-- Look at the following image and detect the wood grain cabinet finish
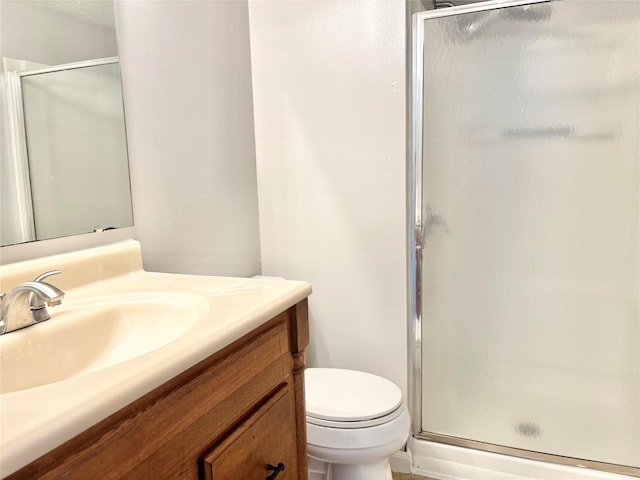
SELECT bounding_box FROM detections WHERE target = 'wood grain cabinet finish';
[7,299,309,480]
[200,385,298,480]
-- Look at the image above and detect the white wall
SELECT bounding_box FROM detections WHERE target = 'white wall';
[248,1,408,394]
[2,1,408,399]
[0,0,117,65]
[116,0,262,277]
[2,0,262,278]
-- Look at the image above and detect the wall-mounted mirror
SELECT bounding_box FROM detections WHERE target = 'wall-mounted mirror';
[0,0,133,247]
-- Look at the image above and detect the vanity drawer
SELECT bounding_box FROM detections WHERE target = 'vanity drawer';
[200,384,298,480]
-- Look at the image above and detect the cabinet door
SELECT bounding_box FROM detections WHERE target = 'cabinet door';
[200,385,298,480]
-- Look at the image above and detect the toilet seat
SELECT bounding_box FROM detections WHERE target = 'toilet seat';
[304,367,411,478]
[305,368,403,429]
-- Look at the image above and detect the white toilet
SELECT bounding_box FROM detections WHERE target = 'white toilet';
[305,368,410,480]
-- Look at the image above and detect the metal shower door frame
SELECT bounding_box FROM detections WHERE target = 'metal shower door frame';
[408,0,640,477]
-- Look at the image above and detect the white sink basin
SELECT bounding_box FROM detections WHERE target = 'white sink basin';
[0,241,312,477]
[0,293,208,394]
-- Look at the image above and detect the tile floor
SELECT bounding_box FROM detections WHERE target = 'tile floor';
[392,473,436,480]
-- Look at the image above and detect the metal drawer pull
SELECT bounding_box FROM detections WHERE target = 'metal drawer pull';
[265,462,285,479]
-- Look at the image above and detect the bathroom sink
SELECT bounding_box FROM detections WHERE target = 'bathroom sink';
[0,294,208,394]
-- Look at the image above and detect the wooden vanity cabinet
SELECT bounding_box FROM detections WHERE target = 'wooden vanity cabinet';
[200,385,298,480]
[7,300,309,480]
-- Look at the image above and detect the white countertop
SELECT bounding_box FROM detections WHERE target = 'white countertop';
[0,241,311,477]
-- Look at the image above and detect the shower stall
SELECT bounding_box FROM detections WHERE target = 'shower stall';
[409,0,639,477]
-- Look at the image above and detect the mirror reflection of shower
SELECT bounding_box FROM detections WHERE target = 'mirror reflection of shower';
[3,58,133,245]
[0,0,132,247]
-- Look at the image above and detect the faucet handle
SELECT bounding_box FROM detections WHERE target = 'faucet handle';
[30,271,64,322]
[34,270,62,282]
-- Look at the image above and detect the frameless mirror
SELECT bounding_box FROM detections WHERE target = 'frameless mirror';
[1,0,133,246]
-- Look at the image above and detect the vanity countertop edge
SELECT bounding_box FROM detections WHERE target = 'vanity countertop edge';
[0,240,312,477]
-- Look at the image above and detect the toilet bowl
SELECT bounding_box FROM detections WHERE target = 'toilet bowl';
[305,368,411,480]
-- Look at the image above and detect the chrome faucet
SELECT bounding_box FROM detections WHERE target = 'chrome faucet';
[0,270,65,334]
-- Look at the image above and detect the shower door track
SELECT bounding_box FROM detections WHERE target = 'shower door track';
[408,1,640,477]
[413,432,640,478]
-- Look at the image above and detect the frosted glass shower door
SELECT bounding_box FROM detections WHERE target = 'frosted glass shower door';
[417,0,640,470]
[21,62,132,241]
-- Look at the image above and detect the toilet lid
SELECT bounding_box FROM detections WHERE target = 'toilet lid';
[305,368,403,424]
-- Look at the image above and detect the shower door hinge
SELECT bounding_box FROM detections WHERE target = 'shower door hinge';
[415,223,424,251]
